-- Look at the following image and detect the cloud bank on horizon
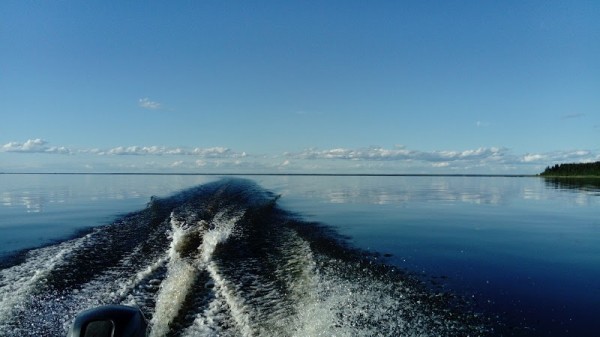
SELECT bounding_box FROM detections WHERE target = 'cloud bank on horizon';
[2,139,598,174]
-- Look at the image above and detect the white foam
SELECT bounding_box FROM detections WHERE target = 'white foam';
[182,227,322,337]
[0,223,176,335]
[149,214,198,337]
[149,209,245,337]
[200,211,237,264]
[0,234,89,334]
[149,257,197,337]
[63,245,170,315]
[116,249,169,302]
[207,261,253,337]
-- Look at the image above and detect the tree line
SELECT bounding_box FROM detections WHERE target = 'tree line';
[540,161,600,176]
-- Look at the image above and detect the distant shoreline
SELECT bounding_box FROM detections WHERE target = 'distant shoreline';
[539,161,600,177]
[539,175,600,179]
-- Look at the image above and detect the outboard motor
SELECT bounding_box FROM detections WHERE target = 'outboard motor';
[68,305,148,337]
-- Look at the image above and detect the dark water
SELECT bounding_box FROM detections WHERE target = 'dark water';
[273,175,600,337]
[0,175,598,336]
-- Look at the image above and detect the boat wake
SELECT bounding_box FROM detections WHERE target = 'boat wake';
[0,178,489,336]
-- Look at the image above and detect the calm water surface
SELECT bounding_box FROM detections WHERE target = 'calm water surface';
[1,174,598,336]
[271,176,600,336]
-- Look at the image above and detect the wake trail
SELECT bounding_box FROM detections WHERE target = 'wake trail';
[0,178,491,337]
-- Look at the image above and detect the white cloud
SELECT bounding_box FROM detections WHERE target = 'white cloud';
[2,139,599,174]
[520,150,599,164]
[521,154,547,163]
[293,147,415,161]
[1,140,244,159]
[138,97,161,110]
[1,139,71,154]
[432,162,450,167]
[100,145,245,158]
[107,146,176,156]
[191,147,233,157]
[556,150,597,162]
[289,146,506,163]
[2,139,46,152]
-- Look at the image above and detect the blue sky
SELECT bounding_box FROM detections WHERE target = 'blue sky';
[1,1,599,173]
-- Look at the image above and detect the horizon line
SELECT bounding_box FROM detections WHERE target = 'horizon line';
[0,172,538,177]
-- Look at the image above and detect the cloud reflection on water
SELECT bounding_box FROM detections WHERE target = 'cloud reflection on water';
[272,176,600,208]
[0,175,215,215]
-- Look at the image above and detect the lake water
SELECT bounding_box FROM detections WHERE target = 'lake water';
[0,174,598,336]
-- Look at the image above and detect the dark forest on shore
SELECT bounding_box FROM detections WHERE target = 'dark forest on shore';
[540,161,600,177]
